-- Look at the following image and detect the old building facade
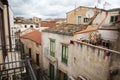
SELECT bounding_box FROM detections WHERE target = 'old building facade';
[41,6,120,80]
[42,23,120,80]
[20,30,43,68]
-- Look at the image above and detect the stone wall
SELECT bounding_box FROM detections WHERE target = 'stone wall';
[21,39,43,68]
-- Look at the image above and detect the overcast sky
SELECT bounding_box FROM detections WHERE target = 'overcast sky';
[8,0,120,19]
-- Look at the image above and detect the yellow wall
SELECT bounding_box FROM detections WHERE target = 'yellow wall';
[66,7,99,24]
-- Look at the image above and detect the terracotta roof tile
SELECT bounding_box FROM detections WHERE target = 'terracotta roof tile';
[41,21,56,27]
[42,23,82,36]
[20,30,41,45]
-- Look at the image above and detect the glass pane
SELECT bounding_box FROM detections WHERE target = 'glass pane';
[115,16,118,21]
[110,16,114,22]
[78,16,81,24]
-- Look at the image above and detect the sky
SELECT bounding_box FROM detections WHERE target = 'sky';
[8,0,120,19]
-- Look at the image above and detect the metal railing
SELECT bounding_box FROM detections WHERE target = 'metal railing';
[0,42,37,80]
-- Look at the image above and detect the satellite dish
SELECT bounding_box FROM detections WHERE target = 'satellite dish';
[86,10,94,18]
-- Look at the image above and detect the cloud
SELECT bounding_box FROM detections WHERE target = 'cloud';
[8,0,120,19]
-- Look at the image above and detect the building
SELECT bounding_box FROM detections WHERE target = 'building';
[0,1,38,80]
[66,6,120,51]
[20,30,42,68]
[54,18,66,25]
[14,18,39,33]
[41,6,120,80]
[42,23,82,80]
[42,22,120,80]
[66,6,120,26]
[66,6,101,24]
[0,0,12,64]
[32,16,41,23]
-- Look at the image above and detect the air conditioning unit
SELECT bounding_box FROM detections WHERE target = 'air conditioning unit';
[68,76,75,80]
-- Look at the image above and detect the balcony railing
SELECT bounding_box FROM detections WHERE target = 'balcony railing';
[0,42,37,80]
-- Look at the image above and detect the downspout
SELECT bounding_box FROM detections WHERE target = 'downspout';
[7,5,12,52]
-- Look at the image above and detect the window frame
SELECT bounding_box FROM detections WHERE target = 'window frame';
[110,15,118,22]
[50,39,55,57]
[24,25,27,28]
[77,16,81,24]
[84,18,89,23]
[61,44,68,64]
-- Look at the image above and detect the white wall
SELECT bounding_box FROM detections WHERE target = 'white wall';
[42,32,73,75]
[93,11,119,26]
[69,41,110,80]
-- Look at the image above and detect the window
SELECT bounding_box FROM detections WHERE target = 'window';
[29,48,31,58]
[30,25,33,28]
[50,40,55,57]
[36,53,39,66]
[84,18,89,23]
[24,25,27,28]
[78,16,81,24]
[49,63,55,80]
[110,15,118,22]
[36,26,39,28]
[61,44,68,64]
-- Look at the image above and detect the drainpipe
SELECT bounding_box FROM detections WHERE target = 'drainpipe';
[7,4,12,52]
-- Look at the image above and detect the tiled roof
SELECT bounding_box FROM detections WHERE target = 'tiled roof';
[40,21,56,27]
[20,30,41,45]
[42,23,82,36]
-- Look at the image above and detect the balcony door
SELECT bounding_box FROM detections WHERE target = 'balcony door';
[49,63,54,80]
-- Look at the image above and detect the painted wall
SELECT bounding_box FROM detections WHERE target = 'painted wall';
[42,31,120,80]
[42,32,73,77]
[98,30,119,51]
[93,11,119,26]
[67,7,119,26]
[69,41,110,80]
[66,7,101,24]
[14,23,39,32]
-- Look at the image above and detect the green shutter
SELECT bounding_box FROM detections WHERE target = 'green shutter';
[110,16,114,22]
[49,64,54,80]
[50,40,55,57]
[62,45,68,64]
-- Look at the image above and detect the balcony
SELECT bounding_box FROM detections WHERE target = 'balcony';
[44,48,57,63]
[0,43,37,80]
